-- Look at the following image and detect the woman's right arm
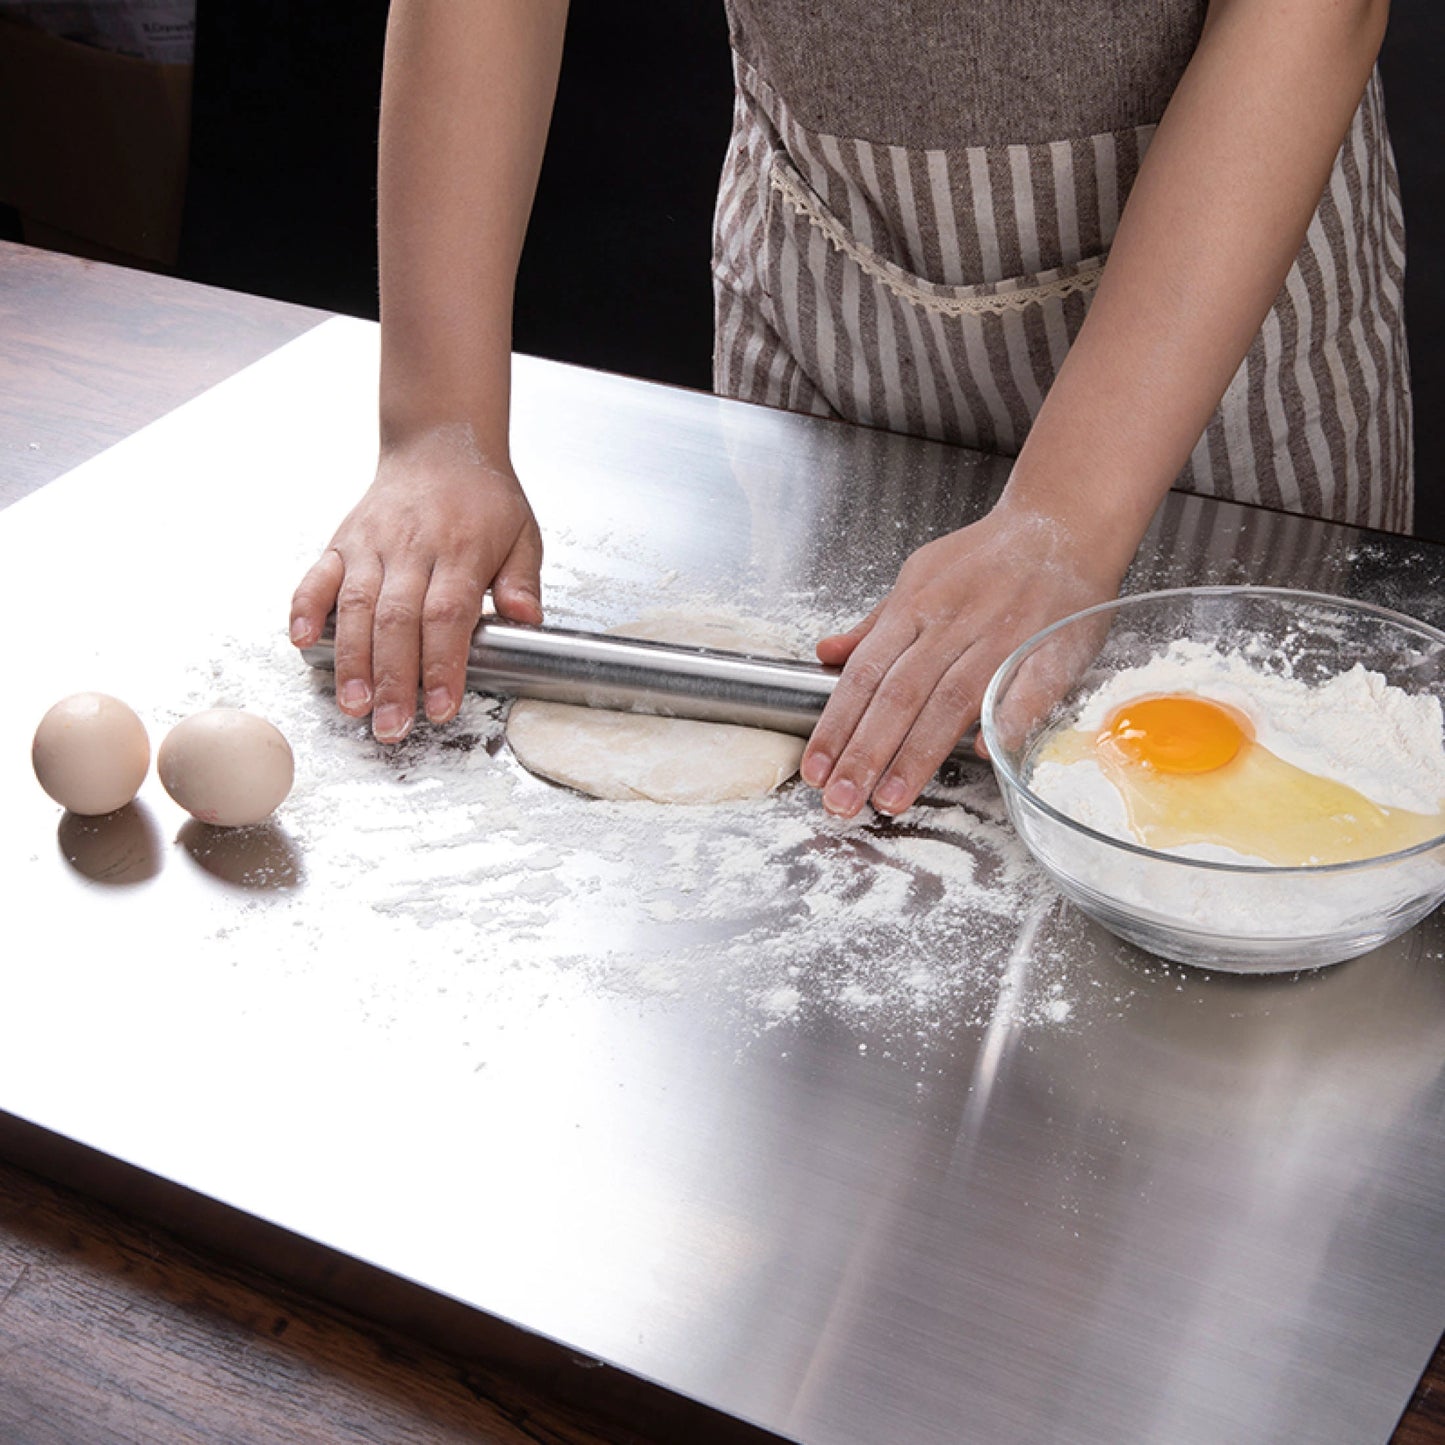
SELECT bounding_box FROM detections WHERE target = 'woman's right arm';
[289,0,570,743]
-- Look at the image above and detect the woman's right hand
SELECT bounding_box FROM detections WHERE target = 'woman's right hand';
[289,424,543,744]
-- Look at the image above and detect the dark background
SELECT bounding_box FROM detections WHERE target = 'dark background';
[177,2,733,390]
[175,1,1441,537]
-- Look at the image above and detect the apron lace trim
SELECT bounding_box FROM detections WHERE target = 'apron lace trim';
[768,160,1105,318]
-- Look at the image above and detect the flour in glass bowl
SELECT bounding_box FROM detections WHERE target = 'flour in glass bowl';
[1024,639,1445,937]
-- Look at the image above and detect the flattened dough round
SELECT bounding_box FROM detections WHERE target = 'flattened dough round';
[505,613,807,804]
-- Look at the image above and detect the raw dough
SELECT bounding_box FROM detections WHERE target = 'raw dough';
[505,614,807,803]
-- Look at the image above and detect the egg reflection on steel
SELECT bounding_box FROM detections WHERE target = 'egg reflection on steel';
[1040,691,1445,866]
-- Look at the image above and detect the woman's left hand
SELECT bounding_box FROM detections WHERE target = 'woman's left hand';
[798,0,1392,824]
[801,501,1124,818]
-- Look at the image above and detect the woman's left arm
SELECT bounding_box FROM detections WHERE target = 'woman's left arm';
[804,0,1392,818]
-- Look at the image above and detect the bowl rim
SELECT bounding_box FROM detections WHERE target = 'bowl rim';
[979,584,1445,877]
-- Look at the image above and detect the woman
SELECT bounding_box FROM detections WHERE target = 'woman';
[289,0,1407,819]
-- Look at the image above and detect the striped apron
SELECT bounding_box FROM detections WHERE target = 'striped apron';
[712,4,1413,532]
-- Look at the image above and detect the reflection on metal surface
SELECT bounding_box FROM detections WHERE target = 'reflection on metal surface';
[176,819,304,891]
[309,615,843,740]
[57,801,164,885]
[1,322,1442,1445]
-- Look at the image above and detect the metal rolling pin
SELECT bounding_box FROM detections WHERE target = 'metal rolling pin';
[302,617,980,759]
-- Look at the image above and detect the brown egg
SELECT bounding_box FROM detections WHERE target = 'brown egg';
[158,709,294,828]
[32,692,151,816]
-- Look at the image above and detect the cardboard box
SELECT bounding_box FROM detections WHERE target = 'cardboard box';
[0,16,191,266]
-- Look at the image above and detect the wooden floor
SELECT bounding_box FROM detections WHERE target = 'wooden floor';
[1403,1360,1445,1445]
[0,1158,639,1445]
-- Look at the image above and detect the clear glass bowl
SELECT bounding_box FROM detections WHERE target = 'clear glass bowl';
[979,587,1445,973]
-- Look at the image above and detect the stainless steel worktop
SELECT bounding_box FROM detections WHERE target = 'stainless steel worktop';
[2,318,1441,1444]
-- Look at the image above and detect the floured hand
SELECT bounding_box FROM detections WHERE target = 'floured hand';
[801,501,1125,818]
[289,424,543,744]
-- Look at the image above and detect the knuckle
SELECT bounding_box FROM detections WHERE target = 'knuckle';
[421,661,457,692]
[369,667,415,701]
[336,579,377,612]
[875,671,931,717]
[837,656,892,700]
[373,597,422,632]
[811,701,862,754]
[890,734,947,781]
[330,634,368,671]
[931,673,981,723]
[837,737,894,784]
[422,591,478,630]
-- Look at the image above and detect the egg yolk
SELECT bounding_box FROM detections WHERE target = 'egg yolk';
[1097,694,1247,775]
[1029,689,1445,866]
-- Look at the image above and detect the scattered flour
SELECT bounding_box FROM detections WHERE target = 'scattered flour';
[163,613,1084,1052]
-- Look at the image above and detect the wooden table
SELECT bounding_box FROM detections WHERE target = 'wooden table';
[0,240,1440,1445]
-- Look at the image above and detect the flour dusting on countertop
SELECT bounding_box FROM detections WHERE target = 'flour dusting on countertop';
[165,619,1084,1049]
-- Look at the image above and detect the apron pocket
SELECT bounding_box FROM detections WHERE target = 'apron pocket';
[762,151,1106,454]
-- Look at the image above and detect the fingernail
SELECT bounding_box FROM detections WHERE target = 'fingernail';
[290,617,310,644]
[801,752,832,788]
[340,679,370,711]
[823,779,862,816]
[425,687,452,721]
[874,778,908,814]
[373,705,411,742]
